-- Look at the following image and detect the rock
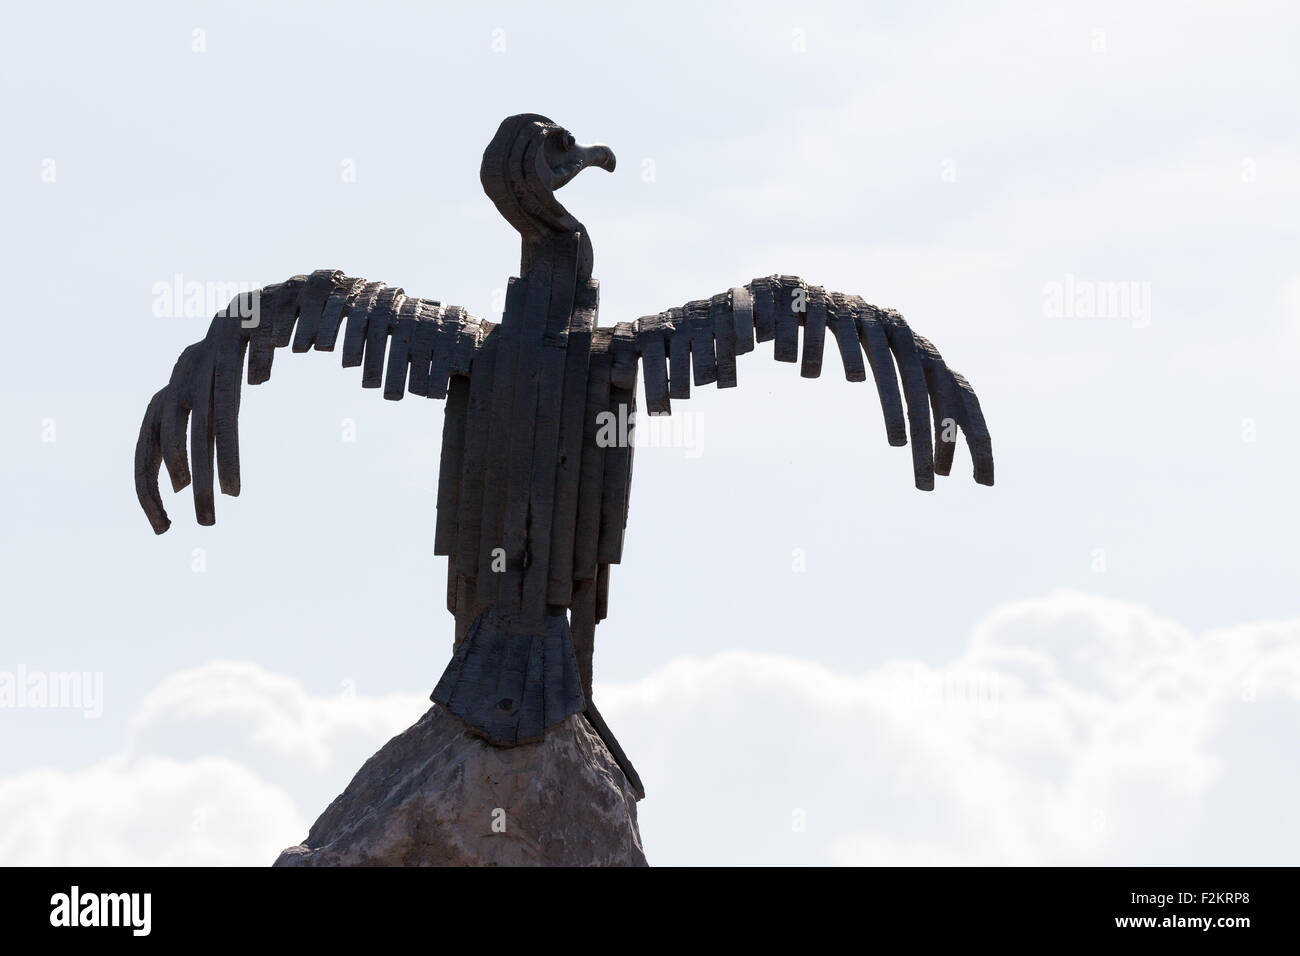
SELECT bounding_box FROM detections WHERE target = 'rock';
[273,703,647,867]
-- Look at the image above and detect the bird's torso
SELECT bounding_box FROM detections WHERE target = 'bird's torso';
[435,235,638,643]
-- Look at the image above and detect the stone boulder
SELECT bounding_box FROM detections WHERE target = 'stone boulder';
[274,703,646,866]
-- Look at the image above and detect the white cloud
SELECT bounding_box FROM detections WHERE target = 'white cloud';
[0,755,301,867]
[604,591,1300,865]
[127,659,428,772]
[0,592,1295,865]
[0,663,428,866]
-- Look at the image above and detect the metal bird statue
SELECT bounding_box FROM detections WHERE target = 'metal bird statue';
[135,113,995,799]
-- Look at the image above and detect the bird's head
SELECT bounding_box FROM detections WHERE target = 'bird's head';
[481,114,616,279]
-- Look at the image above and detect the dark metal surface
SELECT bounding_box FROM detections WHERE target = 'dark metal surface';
[134,114,996,801]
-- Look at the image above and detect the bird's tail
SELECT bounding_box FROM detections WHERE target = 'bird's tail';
[431,610,586,746]
[584,700,645,801]
[430,609,645,800]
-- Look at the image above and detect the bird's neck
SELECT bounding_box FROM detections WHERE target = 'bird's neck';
[499,229,598,340]
[520,226,594,289]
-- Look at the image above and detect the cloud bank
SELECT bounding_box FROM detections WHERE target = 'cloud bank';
[1,591,1295,866]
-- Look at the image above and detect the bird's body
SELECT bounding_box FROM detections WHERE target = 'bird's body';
[429,231,640,770]
[135,114,994,801]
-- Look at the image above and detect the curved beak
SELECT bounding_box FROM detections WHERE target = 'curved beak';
[582,143,617,174]
[550,142,617,191]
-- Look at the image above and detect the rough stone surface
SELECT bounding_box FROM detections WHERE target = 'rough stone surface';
[273,704,647,867]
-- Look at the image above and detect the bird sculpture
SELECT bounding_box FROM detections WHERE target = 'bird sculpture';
[135,113,995,799]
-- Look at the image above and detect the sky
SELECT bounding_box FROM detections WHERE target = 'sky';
[1,0,1297,865]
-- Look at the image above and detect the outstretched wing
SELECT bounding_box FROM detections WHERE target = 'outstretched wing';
[135,268,492,533]
[631,275,994,490]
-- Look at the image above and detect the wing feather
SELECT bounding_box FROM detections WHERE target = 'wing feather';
[629,275,994,489]
[135,270,489,531]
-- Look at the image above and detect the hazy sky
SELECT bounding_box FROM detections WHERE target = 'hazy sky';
[2,0,1298,865]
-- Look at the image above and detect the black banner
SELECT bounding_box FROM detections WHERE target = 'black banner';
[0,866,1288,943]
